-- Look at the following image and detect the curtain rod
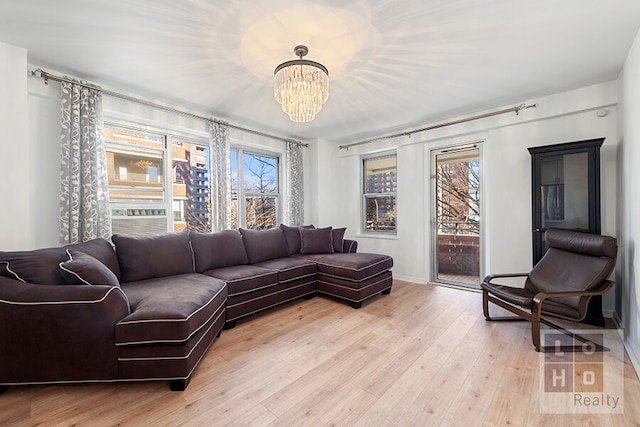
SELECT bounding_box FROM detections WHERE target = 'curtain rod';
[339,103,537,150]
[29,68,308,147]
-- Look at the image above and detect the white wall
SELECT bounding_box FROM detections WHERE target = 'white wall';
[314,82,620,312]
[0,42,30,249]
[619,28,640,376]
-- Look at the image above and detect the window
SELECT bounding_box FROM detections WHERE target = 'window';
[171,139,212,232]
[105,124,211,234]
[363,153,397,232]
[104,127,166,203]
[231,148,280,229]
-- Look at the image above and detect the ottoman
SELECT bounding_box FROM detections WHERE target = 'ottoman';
[313,253,393,308]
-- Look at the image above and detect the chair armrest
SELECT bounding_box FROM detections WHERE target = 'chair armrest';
[0,276,130,383]
[533,280,615,305]
[483,273,530,283]
[343,239,358,253]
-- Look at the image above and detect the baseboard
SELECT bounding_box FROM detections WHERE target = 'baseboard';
[612,314,640,380]
[392,275,428,285]
[603,308,615,318]
[624,340,640,381]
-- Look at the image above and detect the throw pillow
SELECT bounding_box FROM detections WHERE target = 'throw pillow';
[65,238,121,281]
[59,249,120,286]
[300,227,334,255]
[332,227,346,253]
[280,224,315,255]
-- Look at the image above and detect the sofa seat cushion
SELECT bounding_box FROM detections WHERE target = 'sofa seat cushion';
[116,273,227,346]
[203,265,278,297]
[253,257,317,283]
[308,253,393,282]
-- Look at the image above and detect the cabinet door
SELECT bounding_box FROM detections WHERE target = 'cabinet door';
[529,139,603,264]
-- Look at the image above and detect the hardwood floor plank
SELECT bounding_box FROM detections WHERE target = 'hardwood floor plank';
[2,280,639,426]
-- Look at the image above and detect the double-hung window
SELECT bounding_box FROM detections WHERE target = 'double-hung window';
[104,124,211,235]
[230,148,280,229]
[363,153,397,233]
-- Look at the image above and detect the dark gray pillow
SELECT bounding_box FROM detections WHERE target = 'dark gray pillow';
[190,230,249,272]
[59,249,120,286]
[65,238,121,281]
[280,224,315,255]
[300,227,334,255]
[112,230,195,283]
[0,247,68,284]
[239,228,289,264]
[332,227,346,253]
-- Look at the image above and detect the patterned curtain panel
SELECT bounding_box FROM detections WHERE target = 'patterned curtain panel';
[285,141,304,226]
[210,120,231,231]
[59,80,111,244]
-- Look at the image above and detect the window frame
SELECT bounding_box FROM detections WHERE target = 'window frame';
[104,120,210,233]
[230,146,281,230]
[362,152,397,235]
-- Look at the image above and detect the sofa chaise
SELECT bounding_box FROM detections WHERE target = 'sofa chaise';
[0,225,393,391]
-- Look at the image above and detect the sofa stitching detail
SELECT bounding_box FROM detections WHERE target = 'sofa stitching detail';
[278,272,316,283]
[58,249,94,286]
[116,305,225,347]
[317,269,392,283]
[317,276,392,298]
[222,271,277,283]
[118,310,222,361]
[314,257,391,272]
[0,286,122,306]
[0,261,26,282]
[188,240,196,273]
[226,290,316,321]
[226,281,280,297]
[226,281,316,309]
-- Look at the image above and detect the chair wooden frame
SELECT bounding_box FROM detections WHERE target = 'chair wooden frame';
[482,273,614,351]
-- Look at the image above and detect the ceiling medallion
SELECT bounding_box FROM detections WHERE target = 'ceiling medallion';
[274,45,329,123]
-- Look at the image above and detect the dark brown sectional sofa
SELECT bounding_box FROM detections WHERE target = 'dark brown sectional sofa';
[0,225,393,391]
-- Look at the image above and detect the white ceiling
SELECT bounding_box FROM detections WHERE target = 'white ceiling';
[1,0,639,143]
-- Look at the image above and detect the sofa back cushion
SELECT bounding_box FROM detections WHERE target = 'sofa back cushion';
[300,227,334,255]
[59,249,120,286]
[0,238,120,285]
[112,230,195,283]
[0,247,68,284]
[190,230,249,272]
[280,224,315,255]
[239,228,289,264]
[332,227,346,253]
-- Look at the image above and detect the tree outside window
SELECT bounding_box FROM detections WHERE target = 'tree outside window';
[231,149,279,229]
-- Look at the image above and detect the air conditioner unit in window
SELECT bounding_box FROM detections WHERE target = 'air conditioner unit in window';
[111,208,169,236]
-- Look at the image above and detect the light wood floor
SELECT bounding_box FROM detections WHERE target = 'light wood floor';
[2,280,639,426]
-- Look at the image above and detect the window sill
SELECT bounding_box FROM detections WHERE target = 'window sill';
[356,232,399,240]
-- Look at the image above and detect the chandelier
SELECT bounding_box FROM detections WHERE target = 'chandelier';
[274,45,329,123]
